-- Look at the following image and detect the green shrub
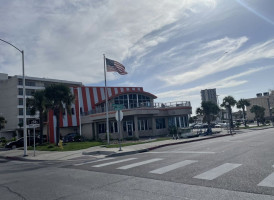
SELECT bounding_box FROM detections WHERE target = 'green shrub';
[0,137,7,145]
[48,144,54,149]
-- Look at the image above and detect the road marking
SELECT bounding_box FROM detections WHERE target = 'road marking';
[194,163,242,180]
[148,151,216,154]
[258,173,274,188]
[117,158,162,170]
[92,158,137,167]
[150,160,197,174]
[74,158,115,166]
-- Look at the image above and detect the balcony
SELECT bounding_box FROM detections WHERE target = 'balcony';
[82,101,191,116]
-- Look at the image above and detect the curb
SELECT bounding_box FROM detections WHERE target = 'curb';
[106,133,231,157]
[0,155,39,162]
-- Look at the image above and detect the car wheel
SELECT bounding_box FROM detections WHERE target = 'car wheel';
[12,145,17,149]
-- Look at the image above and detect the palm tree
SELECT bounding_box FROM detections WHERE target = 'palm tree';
[45,84,75,145]
[250,105,265,126]
[236,99,250,127]
[221,96,237,129]
[27,90,47,144]
[196,101,220,134]
[0,116,7,130]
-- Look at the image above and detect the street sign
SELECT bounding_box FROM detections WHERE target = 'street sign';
[115,110,123,121]
[27,119,40,127]
[112,104,124,110]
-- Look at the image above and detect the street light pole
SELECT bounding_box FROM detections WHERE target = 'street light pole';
[0,38,27,156]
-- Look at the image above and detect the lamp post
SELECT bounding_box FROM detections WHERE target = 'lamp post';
[0,38,27,156]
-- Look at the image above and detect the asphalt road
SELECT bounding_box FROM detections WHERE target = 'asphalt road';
[1,128,274,199]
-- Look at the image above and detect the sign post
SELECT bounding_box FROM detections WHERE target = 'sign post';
[113,104,124,151]
[29,119,39,157]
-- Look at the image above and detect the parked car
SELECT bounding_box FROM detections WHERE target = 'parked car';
[5,137,39,149]
[62,133,81,143]
[214,124,221,128]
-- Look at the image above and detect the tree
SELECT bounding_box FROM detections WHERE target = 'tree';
[0,116,7,130]
[250,105,265,126]
[27,90,47,144]
[188,117,194,124]
[196,101,220,134]
[45,84,75,145]
[221,96,237,129]
[236,99,250,127]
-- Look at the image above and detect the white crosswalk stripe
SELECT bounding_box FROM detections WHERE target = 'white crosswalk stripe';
[74,158,115,166]
[117,158,162,170]
[92,158,137,168]
[194,163,242,180]
[258,172,274,188]
[149,160,197,174]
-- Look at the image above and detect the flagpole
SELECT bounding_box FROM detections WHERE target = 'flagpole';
[103,54,110,145]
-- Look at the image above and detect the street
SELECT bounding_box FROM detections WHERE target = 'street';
[1,128,274,199]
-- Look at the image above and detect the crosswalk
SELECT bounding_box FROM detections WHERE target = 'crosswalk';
[73,157,274,188]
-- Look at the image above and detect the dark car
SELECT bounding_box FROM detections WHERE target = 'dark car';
[5,137,39,149]
[62,133,80,143]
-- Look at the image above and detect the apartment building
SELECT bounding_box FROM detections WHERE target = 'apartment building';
[246,91,274,121]
[201,88,218,105]
[0,73,82,138]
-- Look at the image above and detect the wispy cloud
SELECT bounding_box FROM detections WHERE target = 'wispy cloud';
[156,36,274,87]
[156,66,272,100]
[0,0,217,84]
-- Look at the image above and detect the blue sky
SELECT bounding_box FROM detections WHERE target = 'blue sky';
[0,0,274,113]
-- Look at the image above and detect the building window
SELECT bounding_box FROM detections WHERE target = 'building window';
[156,118,166,129]
[80,107,83,115]
[18,79,23,85]
[98,123,106,134]
[181,115,189,127]
[18,88,23,95]
[138,119,149,131]
[18,118,24,124]
[26,81,35,86]
[18,98,23,105]
[71,108,75,115]
[168,116,189,128]
[19,108,23,115]
[110,121,118,133]
[26,89,35,96]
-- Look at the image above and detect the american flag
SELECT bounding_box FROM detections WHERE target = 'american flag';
[106,58,128,75]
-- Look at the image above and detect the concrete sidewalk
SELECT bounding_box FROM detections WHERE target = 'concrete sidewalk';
[0,128,257,162]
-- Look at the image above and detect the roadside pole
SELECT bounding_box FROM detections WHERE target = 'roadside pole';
[118,110,122,151]
[114,104,124,151]
[33,126,36,157]
[29,119,39,157]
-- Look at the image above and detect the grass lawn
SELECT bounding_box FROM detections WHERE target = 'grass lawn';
[105,137,170,148]
[26,137,171,151]
[238,124,271,129]
[28,141,103,151]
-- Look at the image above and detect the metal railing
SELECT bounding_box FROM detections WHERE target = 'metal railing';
[82,101,191,116]
[154,101,191,108]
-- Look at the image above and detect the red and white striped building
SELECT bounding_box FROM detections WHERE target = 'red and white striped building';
[48,86,192,143]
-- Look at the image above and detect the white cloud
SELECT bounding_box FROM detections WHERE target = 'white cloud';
[158,37,274,87]
[156,66,271,100]
[0,0,217,84]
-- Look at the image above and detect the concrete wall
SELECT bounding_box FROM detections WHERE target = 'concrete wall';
[0,76,18,130]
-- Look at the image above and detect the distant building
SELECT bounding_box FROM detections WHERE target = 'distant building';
[201,88,217,105]
[246,91,274,121]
